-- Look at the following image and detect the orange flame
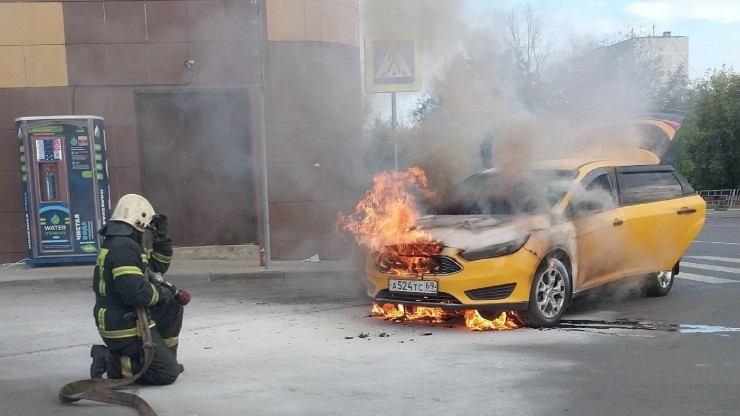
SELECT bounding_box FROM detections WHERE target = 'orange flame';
[463,310,519,331]
[342,168,519,331]
[337,167,441,275]
[372,303,518,331]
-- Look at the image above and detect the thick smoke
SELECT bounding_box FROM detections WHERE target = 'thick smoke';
[362,1,659,196]
[358,2,668,302]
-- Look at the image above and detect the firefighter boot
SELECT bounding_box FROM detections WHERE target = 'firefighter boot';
[90,344,108,378]
[171,344,184,373]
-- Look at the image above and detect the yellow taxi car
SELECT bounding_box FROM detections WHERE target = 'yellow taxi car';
[365,152,706,327]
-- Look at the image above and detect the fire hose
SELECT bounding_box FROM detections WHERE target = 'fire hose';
[58,305,158,415]
[58,269,186,416]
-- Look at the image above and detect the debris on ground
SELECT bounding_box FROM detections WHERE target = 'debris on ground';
[378,332,388,337]
[358,332,369,338]
[422,332,433,336]
[302,254,321,262]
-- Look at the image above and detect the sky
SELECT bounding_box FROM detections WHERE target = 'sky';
[362,0,740,124]
[468,0,740,78]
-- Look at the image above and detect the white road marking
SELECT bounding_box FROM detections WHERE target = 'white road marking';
[677,272,737,284]
[681,261,740,274]
[693,240,740,246]
[685,256,740,264]
[680,324,740,333]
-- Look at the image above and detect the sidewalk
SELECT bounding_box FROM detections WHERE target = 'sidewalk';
[0,258,358,288]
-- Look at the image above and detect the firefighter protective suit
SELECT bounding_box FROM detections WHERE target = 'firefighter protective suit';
[91,194,184,385]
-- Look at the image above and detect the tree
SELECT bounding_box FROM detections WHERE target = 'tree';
[653,64,694,111]
[410,91,441,124]
[361,115,396,177]
[502,2,556,110]
[673,68,740,189]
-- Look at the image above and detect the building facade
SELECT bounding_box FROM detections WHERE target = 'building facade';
[0,0,363,263]
[573,32,689,82]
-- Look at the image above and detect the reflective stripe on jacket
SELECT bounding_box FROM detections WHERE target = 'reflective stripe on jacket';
[92,228,172,344]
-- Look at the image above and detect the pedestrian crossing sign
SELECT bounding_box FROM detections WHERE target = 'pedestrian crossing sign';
[365,35,421,93]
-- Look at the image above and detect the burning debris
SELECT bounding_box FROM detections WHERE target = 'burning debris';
[336,167,443,276]
[371,303,448,323]
[371,303,518,331]
[463,310,518,331]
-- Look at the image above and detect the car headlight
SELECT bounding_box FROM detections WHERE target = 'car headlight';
[459,234,530,261]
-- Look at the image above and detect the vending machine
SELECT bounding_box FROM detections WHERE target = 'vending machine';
[16,116,111,265]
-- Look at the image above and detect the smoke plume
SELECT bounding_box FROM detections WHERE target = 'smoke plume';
[362,1,660,195]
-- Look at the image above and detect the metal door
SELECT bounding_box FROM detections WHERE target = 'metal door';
[136,90,257,246]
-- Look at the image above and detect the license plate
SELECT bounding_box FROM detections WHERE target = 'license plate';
[389,279,438,294]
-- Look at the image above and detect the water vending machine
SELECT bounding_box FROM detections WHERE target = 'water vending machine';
[16,116,111,265]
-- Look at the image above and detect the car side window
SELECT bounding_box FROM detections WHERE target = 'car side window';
[568,173,617,217]
[618,171,684,205]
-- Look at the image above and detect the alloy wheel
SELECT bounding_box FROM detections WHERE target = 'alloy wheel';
[535,267,566,319]
[656,270,673,289]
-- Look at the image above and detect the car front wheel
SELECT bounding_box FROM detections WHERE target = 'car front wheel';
[640,268,675,297]
[515,258,571,328]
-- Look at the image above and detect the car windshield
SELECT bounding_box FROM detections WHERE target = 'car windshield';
[430,169,578,215]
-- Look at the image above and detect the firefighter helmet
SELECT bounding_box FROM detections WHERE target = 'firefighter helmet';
[110,194,156,232]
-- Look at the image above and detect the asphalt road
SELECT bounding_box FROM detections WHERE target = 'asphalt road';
[1,211,739,415]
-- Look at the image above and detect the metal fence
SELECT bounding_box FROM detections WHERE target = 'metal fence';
[699,189,740,209]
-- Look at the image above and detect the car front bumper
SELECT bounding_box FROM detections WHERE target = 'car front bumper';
[365,247,540,311]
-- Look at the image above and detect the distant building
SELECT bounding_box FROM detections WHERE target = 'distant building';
[574,31,689,82]
[569,32,689,115]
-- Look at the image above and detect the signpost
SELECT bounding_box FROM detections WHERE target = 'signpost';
[365,35,421,171]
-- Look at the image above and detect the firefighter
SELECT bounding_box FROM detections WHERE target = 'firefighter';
[89,194,189,385]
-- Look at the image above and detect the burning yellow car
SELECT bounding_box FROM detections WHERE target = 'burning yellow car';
[363,157,706,328]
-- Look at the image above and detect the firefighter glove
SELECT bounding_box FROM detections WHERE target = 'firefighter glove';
[149,213,170,243]
[162,280,178,295]
[156,284,174,305]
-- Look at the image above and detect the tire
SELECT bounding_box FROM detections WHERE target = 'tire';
[640,269,674,297]
[514,258,571,328]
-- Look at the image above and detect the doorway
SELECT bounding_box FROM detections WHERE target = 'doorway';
[136,90,257,246]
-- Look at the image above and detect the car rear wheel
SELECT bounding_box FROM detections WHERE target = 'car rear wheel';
[515,258,571,328]
[640,268,674,297]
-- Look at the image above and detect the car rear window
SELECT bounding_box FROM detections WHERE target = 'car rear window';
[431,169,578,215]
[618,170,684,205]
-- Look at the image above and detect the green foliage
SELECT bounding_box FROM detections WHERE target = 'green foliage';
[653,65,694,111]
[411,92,441,124]
[674,68,740,189]
[362,115,396,176]
[662,113,698,183]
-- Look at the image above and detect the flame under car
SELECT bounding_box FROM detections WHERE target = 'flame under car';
[365,158,706,327]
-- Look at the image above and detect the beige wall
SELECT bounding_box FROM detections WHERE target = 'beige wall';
[266,0,358,46]
[0,0,363,262]
[0,3,68,88]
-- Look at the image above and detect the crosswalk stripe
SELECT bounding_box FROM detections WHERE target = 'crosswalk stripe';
[677,272,737,284]
[681,261,740,274]
[684,256,740,264]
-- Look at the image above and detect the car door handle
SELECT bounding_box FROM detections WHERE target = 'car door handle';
[677,208,697,215]
[612,218,624,226]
